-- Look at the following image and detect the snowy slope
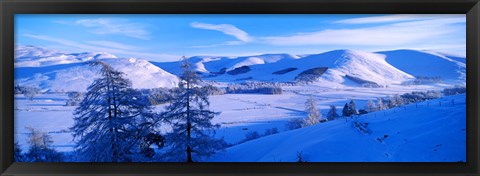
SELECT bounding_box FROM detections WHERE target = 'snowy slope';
[15,46,117,67]
[151,54,300,75]
[15,47,179,92]
[296,50,414,85]
[153,49,464,87]
[198,50,414,85]
[15,46,465,91]
[211,94,466,162]
[378,50,466,83]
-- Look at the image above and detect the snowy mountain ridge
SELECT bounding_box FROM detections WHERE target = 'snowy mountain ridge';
[15,46,466,92]
[15,45,118,67]
[15,46,179,92]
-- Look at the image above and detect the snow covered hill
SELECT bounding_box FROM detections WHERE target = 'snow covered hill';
[154,49,465,87]
[15,46,117,67]
[193,50,416,85]
[283,50,415,85]
[15,48,179,92]
[378,50,466,84]
[15,46,465,91]
[211,94,466,162]
[151,54,300,76]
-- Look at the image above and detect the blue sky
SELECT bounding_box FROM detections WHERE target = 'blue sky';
[15,14,466,62]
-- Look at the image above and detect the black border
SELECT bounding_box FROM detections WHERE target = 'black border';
[1,0,479,175]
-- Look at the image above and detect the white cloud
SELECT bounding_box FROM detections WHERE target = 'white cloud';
[61,18,151,40]
[191,22,253,42]
[23,34,180,61]
[191,41,245,48]
[260,17,465,47]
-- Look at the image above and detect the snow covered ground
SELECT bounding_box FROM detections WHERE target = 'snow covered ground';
[14,84,466,162]
[210,93,466,162]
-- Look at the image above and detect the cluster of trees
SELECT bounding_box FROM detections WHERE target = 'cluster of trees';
[342,100,360,117]
[139,88,175,106]
[344,75,383,88]
[14,85,40,101]
[239,128,279,144]
[402,76,443,85]
[443,86,466,96]
[70,59,226,162]
[201,84,226,95]
[400,91,442,104]
[294,67,328,83]
[139,84,225,107]
[65,91,84,106]
[15,127,64,162]
[338,90,445,118]
[226,81,282,95]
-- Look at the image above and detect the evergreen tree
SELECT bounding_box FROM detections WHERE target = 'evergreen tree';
[24,127,63,162]
[327,105,339,121]
[342,103,349,117]
[348,100,359,116]
[364,99,377,112]
[303,96,321,126]
[71,61,155,162]
[14,141,24,162]
[162,57,226,162]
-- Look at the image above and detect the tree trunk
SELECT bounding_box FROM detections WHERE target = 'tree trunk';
[186,81,193,162]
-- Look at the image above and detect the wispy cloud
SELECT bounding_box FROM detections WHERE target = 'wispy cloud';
[58,18,151,40]
[23,34,180,61]
[260,17,465,47]
[191,41,245,48]
[188,16,464,55]
[190,22,253,45]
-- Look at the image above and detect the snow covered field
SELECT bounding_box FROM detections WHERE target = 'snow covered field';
[14,84,466,162]
[211,93,466,162]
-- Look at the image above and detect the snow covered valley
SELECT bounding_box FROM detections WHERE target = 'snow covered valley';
[13,46,466,162]
[14,85,466,162]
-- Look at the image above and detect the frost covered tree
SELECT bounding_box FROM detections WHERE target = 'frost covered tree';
[303,96,321,126]
[71,61,156,162]
[23,86,39,101]
[342,103,349,117]
[348,100,359,116]
[65,91,84,106]
[24,127,63,162]
[327,105,339,121]
[389,94,405,108]
[162,58,226,162]
[364,100,377,112]
[377,98,386,111]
